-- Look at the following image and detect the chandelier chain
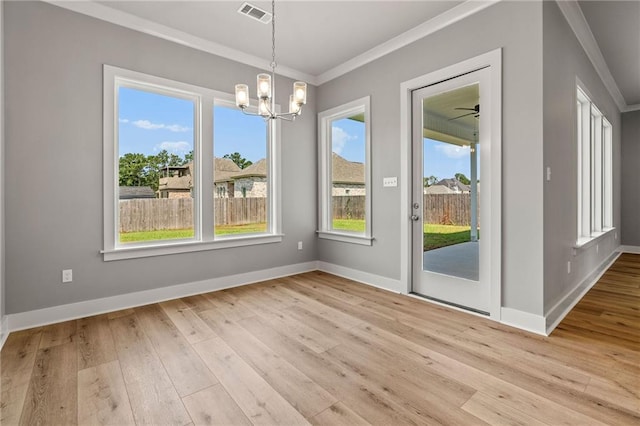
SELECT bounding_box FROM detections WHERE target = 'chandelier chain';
[271,0,276,71]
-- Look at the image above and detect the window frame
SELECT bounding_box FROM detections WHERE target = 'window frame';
[317,96,373,245]
[103,65,282,261]
[575,83,614,248]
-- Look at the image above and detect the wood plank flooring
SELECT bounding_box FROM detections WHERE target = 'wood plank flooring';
[1,253,638,425]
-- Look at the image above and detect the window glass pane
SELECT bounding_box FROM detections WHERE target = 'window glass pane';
[213,104,268,236]
[117,86,195,244]
[330,114,366,233]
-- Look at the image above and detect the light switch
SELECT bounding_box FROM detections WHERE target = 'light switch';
[383,177,397,187]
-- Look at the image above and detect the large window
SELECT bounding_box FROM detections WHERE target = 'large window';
[318,97,372,245]
[576,85,613,246]
[103,66,281,260]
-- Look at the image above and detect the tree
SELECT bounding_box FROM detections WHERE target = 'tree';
[119,153,150,187]
[423,175,438,187]
[119,150,191,192]
[223,152,253,169]
[455,173,471,185]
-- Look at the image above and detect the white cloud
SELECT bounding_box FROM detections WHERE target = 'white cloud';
[331,126,356,155]
[434,144,470,159]
[118,118,129,123]
[154,141,192,155]
[132,119,189,132]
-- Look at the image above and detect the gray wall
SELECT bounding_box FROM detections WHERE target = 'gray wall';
[621,110,640,246]
[0,0,4,324]
[542,1,621,312]
[4,1,317,314]
[316,1,545,315]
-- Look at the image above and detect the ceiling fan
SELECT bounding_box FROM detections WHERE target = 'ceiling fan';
[449,104,479,121]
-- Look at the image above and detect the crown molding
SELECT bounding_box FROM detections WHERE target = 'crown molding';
[315,0,500,85]
[44,0,317,85]
[45,1,502,88]
[555,0,634,112]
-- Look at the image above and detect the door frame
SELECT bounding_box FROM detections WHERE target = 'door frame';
[399,49,502,321]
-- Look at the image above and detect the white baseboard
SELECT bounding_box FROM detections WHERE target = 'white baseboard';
[619,245,640,254]
[0,315,8,350]
[316,261,403,294]
[500,307,547,336]
[6,261,317,332]
[544,251,620,335]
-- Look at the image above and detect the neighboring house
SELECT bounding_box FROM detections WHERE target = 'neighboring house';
[425,178,471,194]
[158,165,192,198]
[332,153,365,196]
[158,158,267,198]
[118,186,156,199]
[214,158,243,198]
[233,159,267,198]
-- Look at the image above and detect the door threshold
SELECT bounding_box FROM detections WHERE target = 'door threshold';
[409,292,489,316]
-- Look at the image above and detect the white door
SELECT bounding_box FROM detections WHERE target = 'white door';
[411,67,493,314]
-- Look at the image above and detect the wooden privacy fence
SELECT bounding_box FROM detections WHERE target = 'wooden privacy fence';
[119,198,266,232]
[119,194,478,232]
[331,194,477,226]
[332,196,366,220]
[423,193,479,226]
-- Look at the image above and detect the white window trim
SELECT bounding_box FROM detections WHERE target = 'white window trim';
[103,65,282,261]
[575,81,614,249]
[317,96,372,246]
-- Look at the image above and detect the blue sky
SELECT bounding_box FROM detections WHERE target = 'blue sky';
[423,138,477,181]
[118,87,475,179]
[118,87,267,162]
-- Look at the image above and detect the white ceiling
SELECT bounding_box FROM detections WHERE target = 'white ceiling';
[96,0,464,77]
[578,1,640,106]
[50,1,639,110]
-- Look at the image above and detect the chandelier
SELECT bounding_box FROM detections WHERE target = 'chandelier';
[235,0,307,121]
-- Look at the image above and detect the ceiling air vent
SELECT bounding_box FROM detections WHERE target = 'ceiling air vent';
[238,2,272,24]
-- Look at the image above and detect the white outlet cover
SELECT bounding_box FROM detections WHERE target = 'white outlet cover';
[62,269,73,283]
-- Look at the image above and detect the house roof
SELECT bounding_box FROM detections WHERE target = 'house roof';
[119,186,156,199]
[214,157,243,182]
[424,185,456,194]
[234,158,267,179]
[332,153,364,185]
[435,178,471,192]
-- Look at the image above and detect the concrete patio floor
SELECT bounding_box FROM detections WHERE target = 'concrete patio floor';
[423,241,479,281]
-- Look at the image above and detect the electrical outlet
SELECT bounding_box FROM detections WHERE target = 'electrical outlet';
[567,261,571,274]
[62,269,73,283]
[297,241,303,250]
[596,244,599,254]
[615,232,618,240]
[546,166,551,181]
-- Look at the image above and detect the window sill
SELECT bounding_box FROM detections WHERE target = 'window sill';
[574,227,615,251]
[317,230,374,246]
[102,234,284,261]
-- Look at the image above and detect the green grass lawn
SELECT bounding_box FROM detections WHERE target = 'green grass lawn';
[119,223,267,243]
[423,224,476,251]
[120,220,476,251]
[332,219,475,251]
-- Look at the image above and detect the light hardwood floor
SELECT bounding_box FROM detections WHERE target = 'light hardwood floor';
[1,253,638,425]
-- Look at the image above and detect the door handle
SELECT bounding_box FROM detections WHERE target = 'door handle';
[411,215,420,221]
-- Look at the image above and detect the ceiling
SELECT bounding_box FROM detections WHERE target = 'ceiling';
[52,1,639,110]
[578,1,640,106]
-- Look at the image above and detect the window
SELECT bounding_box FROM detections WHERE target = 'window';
[318,97,372,245]
[213,102,269,236]
[103,66,281,260]
[576,85,613,246]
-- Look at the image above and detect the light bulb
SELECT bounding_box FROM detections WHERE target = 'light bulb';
[257,74,271,99]
[235,84,249,108]
[293,81,307,104]
[259,99,270,116]
[289,95,301,115]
